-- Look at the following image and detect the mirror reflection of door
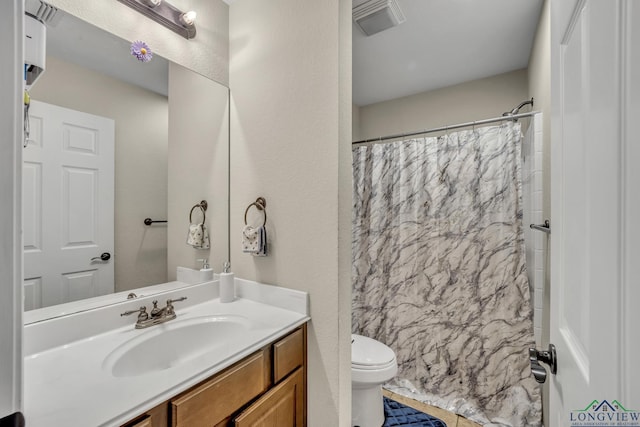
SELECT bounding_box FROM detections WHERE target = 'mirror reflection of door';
[23,100,114,309]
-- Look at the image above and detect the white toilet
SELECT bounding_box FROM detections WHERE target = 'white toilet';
[351,334,398,427]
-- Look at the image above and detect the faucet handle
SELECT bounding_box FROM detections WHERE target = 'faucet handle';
[166,296,187,316]
[150,300,162,318]
[121,306,149,321]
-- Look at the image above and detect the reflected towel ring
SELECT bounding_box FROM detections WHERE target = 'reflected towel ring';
[244,197,267,227]
[189,200,208,224]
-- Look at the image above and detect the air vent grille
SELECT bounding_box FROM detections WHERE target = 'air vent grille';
[25,0,62,26]
[353,0,406,36]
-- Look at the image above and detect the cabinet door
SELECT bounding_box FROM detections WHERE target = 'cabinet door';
[171,350,270,427]
[234,368,304,427]
[273,328,304,383]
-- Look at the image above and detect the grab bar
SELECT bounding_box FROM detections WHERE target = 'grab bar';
[144,218,167,226]
[530,220,550,234]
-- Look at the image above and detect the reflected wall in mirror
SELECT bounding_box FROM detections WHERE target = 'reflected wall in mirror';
[23,9,229,315]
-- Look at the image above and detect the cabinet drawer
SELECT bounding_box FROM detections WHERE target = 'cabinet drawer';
[234,367,305,427]
[171,349,270,427]
[273,327,304,383]
[121,402,168,427]
[127,416,152,427]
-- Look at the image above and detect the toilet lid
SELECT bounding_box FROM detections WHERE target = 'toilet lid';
[351,334,396,368]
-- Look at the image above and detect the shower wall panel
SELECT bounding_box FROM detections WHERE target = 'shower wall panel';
[521,113,545,346]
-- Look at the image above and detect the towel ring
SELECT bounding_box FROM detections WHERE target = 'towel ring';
[189,200,208,224]
[244,197,267,227]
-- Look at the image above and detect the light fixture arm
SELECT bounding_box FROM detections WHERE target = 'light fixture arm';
[117,0,197,40]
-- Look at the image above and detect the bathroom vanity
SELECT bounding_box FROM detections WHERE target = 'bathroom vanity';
[123,325,306,427]
[23,279,309,427]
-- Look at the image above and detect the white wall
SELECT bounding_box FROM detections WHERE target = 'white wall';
[167,62,229,278]
[352,104,361,141]
[357,69,529,141]
[526,1,550,426]
[229,0,352,425]
[45,0,229,85]
[30,56,169,293]
[0,0,23,417]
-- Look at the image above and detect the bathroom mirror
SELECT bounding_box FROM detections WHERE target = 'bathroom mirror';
[23,8,229,320]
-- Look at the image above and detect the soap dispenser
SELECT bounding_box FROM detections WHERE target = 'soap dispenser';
[197,258,214,282]
[219,261,235,303]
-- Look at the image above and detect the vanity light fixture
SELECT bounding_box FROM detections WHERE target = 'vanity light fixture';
[140,0,161,7]
[179,10,197,26]
[117,0,197,39]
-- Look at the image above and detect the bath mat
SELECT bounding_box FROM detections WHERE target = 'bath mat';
[383,397,447,427]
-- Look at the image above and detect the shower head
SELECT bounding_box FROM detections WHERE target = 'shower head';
[503,98,534,117]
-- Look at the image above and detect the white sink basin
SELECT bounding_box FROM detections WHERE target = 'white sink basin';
[103,315,251,377]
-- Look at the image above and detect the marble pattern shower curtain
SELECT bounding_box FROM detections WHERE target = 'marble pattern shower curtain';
[352,122,541,426]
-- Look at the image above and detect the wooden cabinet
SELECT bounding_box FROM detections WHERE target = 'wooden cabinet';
[120,324,306,427]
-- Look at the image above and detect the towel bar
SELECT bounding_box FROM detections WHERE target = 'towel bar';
[530,220,550,234]
[189,200,208,223]
[144,218,167,226]
[244,197,267,227]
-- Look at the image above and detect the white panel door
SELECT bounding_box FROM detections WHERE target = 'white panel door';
[23,100,114,309]
[550,0,640,424]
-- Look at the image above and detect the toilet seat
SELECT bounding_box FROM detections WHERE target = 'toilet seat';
[351,334,396,369]
[352,358,396,370]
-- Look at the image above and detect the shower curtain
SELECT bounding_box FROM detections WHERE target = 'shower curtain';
[352,122,541,427]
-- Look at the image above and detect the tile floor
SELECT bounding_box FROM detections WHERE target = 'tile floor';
[383,390,482,427]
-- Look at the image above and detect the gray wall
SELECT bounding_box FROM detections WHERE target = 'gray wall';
[229,0,352,424]
[356,69,529,141]
[167,63,229,278]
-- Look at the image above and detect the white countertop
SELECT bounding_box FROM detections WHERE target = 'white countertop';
[23,279,309,427]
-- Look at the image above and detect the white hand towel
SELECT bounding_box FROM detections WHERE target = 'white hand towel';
[242,225,260,253]
[243,225,267,256]
[187,223,210,249]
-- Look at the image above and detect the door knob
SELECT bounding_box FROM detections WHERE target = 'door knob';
[529,344,557,384]
[91,252,111,262]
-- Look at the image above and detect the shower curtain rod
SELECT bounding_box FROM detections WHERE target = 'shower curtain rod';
[351,111,538,145]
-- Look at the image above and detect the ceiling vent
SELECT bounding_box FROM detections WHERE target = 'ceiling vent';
[353,0,406,36]
[25,0,62,27]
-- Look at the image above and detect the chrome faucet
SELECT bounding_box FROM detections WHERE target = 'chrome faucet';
[121,297,187,329]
